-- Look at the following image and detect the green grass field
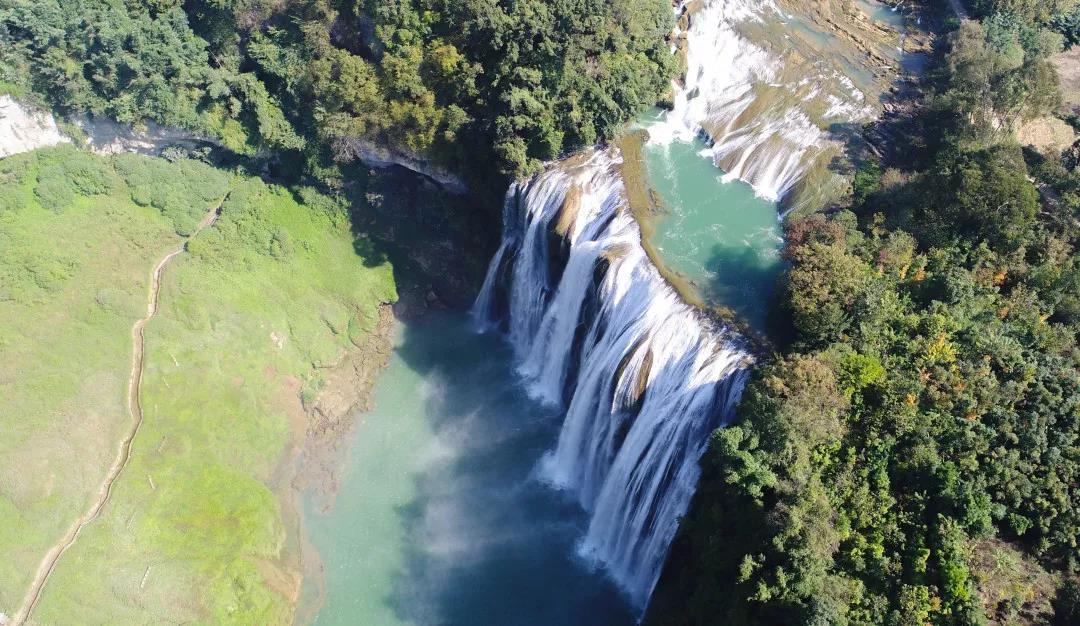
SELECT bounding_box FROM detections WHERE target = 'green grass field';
[0,147,395,624]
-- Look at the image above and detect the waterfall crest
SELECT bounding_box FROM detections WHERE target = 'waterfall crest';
[472,150,752,610]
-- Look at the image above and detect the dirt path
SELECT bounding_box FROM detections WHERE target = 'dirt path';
[9,200,225,626]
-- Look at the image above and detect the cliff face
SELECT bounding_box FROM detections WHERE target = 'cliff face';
[0,95,473,201]
[332,136,469,195]
[0,95,220,160]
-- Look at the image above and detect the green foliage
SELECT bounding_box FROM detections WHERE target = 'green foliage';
[304,0,675,174]
[972,0,1076,22]
[653,5,1080,625]
[31,146,116,212]
[32,166,75,212]
[851,158,882,207]
[835,349,886,399]
[2,0,674,180]
[1054,579,1080,624]
[784,215,873,343]
[111,152,229,234]
[935,18,1061,143]
[911,144,1040,251]
[0,0,303,154]
[1052,2,1080,47]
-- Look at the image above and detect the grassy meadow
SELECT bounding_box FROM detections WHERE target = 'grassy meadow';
[0,146,396,624]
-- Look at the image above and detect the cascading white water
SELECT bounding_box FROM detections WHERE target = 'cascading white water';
[647,0,818,201]
[472,150,752,611]
[647,0,887,202]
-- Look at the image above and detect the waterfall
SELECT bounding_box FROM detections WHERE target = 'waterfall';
[472,150,752,610]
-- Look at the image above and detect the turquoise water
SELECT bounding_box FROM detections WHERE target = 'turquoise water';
[303,313,635,626]
[640,128,783,331]
[857,0,905,31]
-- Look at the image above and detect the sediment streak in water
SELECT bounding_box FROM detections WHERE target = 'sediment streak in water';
[473,151,751,610]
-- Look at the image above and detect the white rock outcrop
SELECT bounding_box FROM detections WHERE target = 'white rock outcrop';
[0,95,70,157]
[0,94,219,160]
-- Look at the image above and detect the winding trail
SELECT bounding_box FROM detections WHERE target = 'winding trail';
[9,200,226,626]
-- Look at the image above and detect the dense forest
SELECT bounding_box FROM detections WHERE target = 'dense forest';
[650,1,1080,625]
[0,0,673,188]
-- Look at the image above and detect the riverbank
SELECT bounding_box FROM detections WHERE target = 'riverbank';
[0,85,505,622]
[0,145,408,623]
[276,302,397,625]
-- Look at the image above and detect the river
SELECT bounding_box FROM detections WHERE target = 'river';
[303,314,636,625]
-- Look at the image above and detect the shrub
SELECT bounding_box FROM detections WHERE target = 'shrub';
[32,148,117,212]
[111,153,229,233]
[34,165,76,212]
[60,151,115,196]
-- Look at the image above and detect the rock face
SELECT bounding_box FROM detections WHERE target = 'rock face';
[73,115,218,156]
[1,95,471,200]
[0,95,70,157]
[333,136,469,194]
[0,94,219,159]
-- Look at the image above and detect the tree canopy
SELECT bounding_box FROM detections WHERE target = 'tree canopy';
[649,2,1080,625]
[0,0,674,184]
